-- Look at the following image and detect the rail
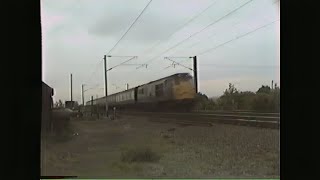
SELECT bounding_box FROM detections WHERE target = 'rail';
[120,111,280,129]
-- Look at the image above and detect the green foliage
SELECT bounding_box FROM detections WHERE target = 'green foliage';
[193,83,280,112]
[236,91,256,110]
[195,92,209,101]
[218,83,239,110]
[252,85,280,112]
[224,83,239,95]
[252,93,275,112]
[257,85,271,94]
[273,87,280,112]
[194,92,213,110]
[205,100,216,110]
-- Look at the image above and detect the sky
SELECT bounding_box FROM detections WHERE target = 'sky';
[41,0,280,104]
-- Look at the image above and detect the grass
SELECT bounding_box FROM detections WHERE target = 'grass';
[109,146,161,176]
[120,146,161,163]
[110,161,143,173]
[109,136,173,174]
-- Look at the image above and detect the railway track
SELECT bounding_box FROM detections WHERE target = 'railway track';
[192,110,280,117]
[120,111,280,129]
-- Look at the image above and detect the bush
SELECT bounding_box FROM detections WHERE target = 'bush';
[192,84,280,112]
[273,88,280,112]
[252,93,276,112]
[217,96,235,110]
[236,91,256,110]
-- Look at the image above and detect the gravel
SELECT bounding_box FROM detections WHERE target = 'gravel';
[42,116,279,178]
[139,118,279,178]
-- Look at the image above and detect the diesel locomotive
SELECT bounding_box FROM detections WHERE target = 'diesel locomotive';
[85,73,196,112]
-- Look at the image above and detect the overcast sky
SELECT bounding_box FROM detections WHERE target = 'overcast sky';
[41,0,280,103]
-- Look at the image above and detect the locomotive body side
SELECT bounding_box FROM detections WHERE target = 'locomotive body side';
[113,89,135,105]
[135,73,195,111]
[93,88,135,107]
[136,77,173,103]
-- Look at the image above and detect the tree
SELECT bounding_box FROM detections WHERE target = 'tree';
[194,92,210,110]
[218,83,239,110]
[252,93,275,112]
[236,91,256,110]
[273,86,280,112]
[224,83,239,95]
[54,101,59,108]
[195,92,209,101]
[205,99,216,110]
[257,85,271,94]
[56,99,63,108]
[253,85,279,112]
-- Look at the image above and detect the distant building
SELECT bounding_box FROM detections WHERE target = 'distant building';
[65,101,78,110]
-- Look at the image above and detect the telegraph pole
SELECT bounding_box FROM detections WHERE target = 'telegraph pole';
[81,84,84,106]
[193,56,198,93]
[104,55,109,117]
[70,73,73,101]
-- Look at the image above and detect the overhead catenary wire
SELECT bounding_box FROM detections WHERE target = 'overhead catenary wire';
[166,0,280,57]
[137,0,254,69]
[155,18,279,76]
[162,57,193,70]
[107,56,138,72]
[197,19,279,56]
[198,64,280,68]
[106,0,153,55]
[165,57,193,71]
[83,84,100,92]
[84,58,103,85]
[139,0,218,56]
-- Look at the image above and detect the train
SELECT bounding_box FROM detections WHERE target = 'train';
[85,73,196,112]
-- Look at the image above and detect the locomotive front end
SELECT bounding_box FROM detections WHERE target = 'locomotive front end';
[172,73,196,100]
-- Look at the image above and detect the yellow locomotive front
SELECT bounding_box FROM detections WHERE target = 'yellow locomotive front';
[172,73,196,100]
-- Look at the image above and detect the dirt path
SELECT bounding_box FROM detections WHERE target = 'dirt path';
[41,116,279,178]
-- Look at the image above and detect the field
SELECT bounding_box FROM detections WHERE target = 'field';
[41,115,279,178]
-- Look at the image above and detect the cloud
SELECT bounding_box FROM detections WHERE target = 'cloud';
[87,0,215,45]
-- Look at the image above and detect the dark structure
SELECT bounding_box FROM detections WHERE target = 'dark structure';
[85,73,196,113]
[41,82,54,134]
[41,82,54,175]
[193,56,198,93]
[70,73,73,101]
[65,100,78,110]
